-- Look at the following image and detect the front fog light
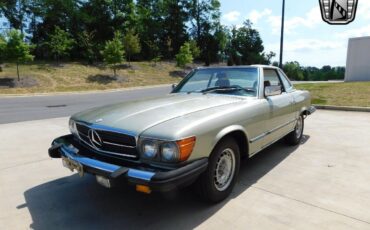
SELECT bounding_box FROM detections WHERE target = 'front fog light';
[141,140,158,159]
[161,142,180,162]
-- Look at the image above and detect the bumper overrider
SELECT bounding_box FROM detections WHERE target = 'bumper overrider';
[307,106,316,115]
[48,135,208,193]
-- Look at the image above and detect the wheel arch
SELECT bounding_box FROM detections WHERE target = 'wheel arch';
[213,125,249,157]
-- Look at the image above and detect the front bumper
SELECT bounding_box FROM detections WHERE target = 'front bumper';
[48,135,208,192]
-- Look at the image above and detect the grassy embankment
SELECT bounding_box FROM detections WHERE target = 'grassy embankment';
[295,82,370,107]
[0,61,184,94]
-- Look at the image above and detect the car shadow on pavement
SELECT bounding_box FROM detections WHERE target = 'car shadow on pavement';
[23,135,309,230]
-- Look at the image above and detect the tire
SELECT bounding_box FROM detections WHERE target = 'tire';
[285,115,304,146]
[197,137,240,203]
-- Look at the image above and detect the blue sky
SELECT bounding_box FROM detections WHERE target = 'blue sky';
[220,0,370,67]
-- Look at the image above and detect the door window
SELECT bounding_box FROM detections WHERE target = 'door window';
[263,69,282,88]
[278,70,294,92]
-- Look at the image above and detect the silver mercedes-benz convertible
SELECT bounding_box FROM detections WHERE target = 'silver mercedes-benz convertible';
[49,65,315,202]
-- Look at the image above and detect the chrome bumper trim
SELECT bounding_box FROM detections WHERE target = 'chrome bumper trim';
[61,145,120,173]
[127,169,155,181]
[60,145,155,181]
[308,105,316,115]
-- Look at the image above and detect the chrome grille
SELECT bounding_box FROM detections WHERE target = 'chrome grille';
[75,122,138,159]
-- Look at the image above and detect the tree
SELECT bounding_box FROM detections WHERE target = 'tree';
[189,0,222,65]
[46,26,75,65]
[283,61,304,80]
[214,25,229,62]
[110,0,137,33]
[78,30,96,64]
[188,40,200,59]
[123,30,141,66]
[161,0,189,58]
[29,0,83,58]
[136,0,163,60]
[0,35,6,72]
[263,51,276,65]
[0,0,31,33]
[102,31,125,77]
[176,42,193,68]
[5,30,34,81]
[226,21,272,65]
[146,40,162,66]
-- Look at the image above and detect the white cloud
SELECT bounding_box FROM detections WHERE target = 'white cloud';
[267,7,321,34]
[336,25,370,39]
[265,39,346,66]
[267,39,344,53]
[267,15,282,34]
[222,11,241,22]
[248,9,272,24]
[286,39,344,52]
[357,1,370,20]
[333,2,370,40]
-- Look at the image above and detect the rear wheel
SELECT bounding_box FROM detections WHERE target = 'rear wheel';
[197,138,240,203]
[285,115,304,146]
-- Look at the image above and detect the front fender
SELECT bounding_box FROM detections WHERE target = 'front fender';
[212,125,249,153]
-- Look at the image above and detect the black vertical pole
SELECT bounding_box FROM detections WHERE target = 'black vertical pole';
[279,0,285,69]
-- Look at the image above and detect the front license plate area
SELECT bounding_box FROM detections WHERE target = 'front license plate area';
[62,157,84,177]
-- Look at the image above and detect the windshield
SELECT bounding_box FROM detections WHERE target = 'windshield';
[172,68,259,97]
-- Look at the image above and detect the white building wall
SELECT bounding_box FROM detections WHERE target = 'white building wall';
[345,37,370,82]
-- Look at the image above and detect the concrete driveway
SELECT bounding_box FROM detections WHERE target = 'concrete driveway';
[0,110,369,229]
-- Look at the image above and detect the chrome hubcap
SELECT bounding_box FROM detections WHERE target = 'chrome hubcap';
[295,116,303,138]
[214,148,235,191]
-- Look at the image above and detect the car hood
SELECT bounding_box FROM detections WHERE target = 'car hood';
[72,94,246,135]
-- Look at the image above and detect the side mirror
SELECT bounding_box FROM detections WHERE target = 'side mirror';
[265,85,282,97]
[172,84,177,90]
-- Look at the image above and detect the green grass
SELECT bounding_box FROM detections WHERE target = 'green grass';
[0,61,185,95]
[295,82,370,107]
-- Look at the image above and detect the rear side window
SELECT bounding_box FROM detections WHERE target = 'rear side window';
[263,69,281,87]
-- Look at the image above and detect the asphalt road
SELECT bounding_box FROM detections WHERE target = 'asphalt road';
[0,85,171,124]
[0,81,343,124]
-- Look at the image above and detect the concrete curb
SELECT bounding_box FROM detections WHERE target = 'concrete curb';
[314,105,370,112]
[0,84,172,98]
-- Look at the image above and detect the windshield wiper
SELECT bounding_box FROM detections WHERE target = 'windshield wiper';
[201,86,255,94]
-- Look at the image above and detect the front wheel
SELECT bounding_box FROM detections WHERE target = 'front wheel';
[197,138,240,203]
[285,115,304,146]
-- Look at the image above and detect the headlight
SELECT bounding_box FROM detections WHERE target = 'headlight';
[141,139,159,159]
[69,119,79,137]
[139,136,196,163]
[161,142,180,162]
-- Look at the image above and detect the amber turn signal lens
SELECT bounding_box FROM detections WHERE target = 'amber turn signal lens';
[136,185,151,194]
[177,136,196,161]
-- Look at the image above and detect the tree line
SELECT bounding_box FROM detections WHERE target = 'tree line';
[0,0,344,81]
[273,61,345,81]
[0,1,274,66]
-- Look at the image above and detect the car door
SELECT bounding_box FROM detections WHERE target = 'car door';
[262,68,295,147]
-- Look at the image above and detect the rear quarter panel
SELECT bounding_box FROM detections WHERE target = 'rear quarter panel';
[292,90,312,117]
